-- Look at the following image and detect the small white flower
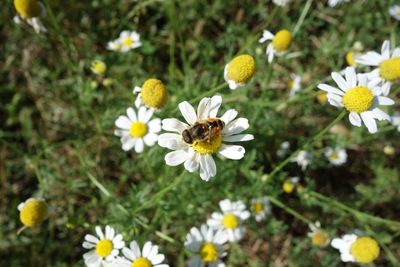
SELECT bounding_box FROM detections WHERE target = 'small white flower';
[207,199,250,242]
[389,5,400,21]
[157,95,254,181]
[328,0,351,7]
[251,197,271,222]
[118,31,142,52]
[185,224,227,267]
[325,147,347,166]
[259,29,292,63]
[223,54,256,90]
[115,240,169,267]
[13,0,47,33]
[391,111,400,131]
[107,40,122,52]
[307,221,330,247]
[291,150,312,171]
[115,106,161,153]
[277,141,290,158]
[331,234,380,263]
[272,0,291,7]
[82,225,125,267]
[318,67,395,134]
[288,74,301,97]
[282,176,299,194]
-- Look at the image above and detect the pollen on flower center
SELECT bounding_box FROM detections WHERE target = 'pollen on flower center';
[252,202,264,214]
[200,242,218,262]
[123,37,134,47]
[342,86,374,113]
[379,57,400,81]
[130,122,148,138]
[131,257,152,267]
[222,213,239,229]
[192,135,223,154]
[311,230,329,246]
[272,29,292,52]
[19,199,48,227]
[14,0,41,18]
[330,152,338,160]
[95,239,113,257]
[350,237,380,263]
[226,54,256,84]
[141,78,168,109]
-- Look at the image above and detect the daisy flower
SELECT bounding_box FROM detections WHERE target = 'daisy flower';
[272,0,291,7]
[282,176,299,194]
[18,197,48,228]
[107,40,122,52]
[251,196,271,222]
[389,5,400,21]
[82,225,125,267]
[133,79,168,110]
[356,40,400,95]
[114,106,161,152]
[277,141,290,158]
[318,67,395,134]
[91,60,107,76]
[223,54,256,90]
[157,95,254,181]
[259,29,293,63]
[327,0,350,7]
[325,147,347,166]
[291,150,312,170]
[185,224,228,267]
[207,199,250,242]
[331,234,380,264]
[116,240,169,267]
[391,111,400,131]
[287,74,301,97]
[383,145,395,155]
[13,0,46,33]
[118,31,142,53]
[308,222,330,247]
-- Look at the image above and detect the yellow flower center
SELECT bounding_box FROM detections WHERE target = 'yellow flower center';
[131,257,152,267]
[379,57,400,81]
[14,0,41,18]
[222,213,239,229]
[316,92,328,104]
[226,54,256,84]
[342,86,374,113]
[345,51,356,66]
[141,79,168,109]
[350,237,380,263]
[272,29,292,52]
[192,135,222,154]
[252,202,264,214]
[330,152,338,160]
[311,230,329,246]
[200,242,218,262]
[287,79,294,90]
[91,60,107,75]
[282,180,295,193]
[95,239,113,257]
[130,122,148,138]
[123,37,134,47]
[19,199,48,227]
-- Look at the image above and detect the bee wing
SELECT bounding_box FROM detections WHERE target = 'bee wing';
[197,97,212,120]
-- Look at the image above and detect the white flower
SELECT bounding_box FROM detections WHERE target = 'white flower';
[18,198,48,228]
[325,147,347,166]
[107,40,122,52]
[251,197,271,222]
[389,5,400,21]
[328,0,350,7]
[272,0,291,6]
[115,240,169,267]
[288,74,301,97]
[207,199,250,242]
[13,0,47,33]
[115,106,161,153]
[291,150,312,171]
[331,234,380,263]
[277,141,290,158]
[307,221,330,247]
[157,95,254,181]
[259,29,292,63]
[356,40,400,95]
[82,225,125,267]
[318,67,395,134]
[223,54,256,90]
[185,224,227,267]
[391,111,400,131]
[118,31,142,52]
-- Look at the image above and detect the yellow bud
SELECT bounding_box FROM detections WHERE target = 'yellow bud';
[14,0,41,18]
[141,79,168,109]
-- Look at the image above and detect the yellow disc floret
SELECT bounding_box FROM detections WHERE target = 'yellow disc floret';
[345,51,356,66]
[317,92,328,105]
[311,230,330,246]
[379,58,400,81]
[130,122,148,138]
[272,30,292,52]
[222,213,239,229]
[350,237,380,263]
[19,199,48,227]
[342,86,374,113]
[96,239,113,257]
[131,257,152,267]
[200,242,218,262]
[282,180,295,193]
[123,37,134,47]
[90,60,107,75]
[330,152,338,160]
[192,135,222,154]
[226,54,256,84]
[252,202,264,214]
[141,79,168,109]
[14,0,41,18]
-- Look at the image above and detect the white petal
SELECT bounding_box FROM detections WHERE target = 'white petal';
[142,241,152,258]
[317,84,344,95]
[83,241,96,249]
[349,112,362,127]
[161,118,188,133]
[184,151,200,173]
[157,133,186,150]
[122,138,136,151]
[332,72,350,91]
[223,134,254,142]
[115,116,132,130]
[220,109,238,125]
[126,108,137,122]
[223,118,249,136]
[134,139,144,153]
[381,40,390,59]
[179,101,198,125]
[360,112,378,133]
[371,108,391,121]
[95,226,104,239]
[85,234,99,244]
[197,97,211,120]
[345,67,357,88]
[377,96,395,106]
[138,106,147,122]
[218,144,245,160]
[199,155,216,181]
[122,247,137,261]
[356,52,383,66]
[165,150,189,166]
[130,241,141,257]
[143,133,158,146]
[209,95,222,118]
[148,118,162,133]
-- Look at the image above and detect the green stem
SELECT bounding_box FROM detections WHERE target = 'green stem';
[292,0,313,37]
[268,196,312,224]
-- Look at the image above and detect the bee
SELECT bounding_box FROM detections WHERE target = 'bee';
[182,118,225,144]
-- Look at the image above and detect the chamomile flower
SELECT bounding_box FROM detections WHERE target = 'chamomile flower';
[277,141,290,158]
[13,0,47,33]
[107,40,122,52]
[18,198,48,228]
[331,234,380,263]
[207,199,250,242]
[223,54,256,90]
[356,40,400,95]
[318,67,395,134]
[272,0,291,7]
[327,0,350,7]
[185,224,228,267]
[288,74,301,97]
[82,225,125,267]
[325,147,347,166]
[157,95,254,181]
[383,145,395,155]
[118,31,142,53]
[251,197,271,222]
[308,222,330,247]
[134,79,168,110]
[91,60,107,76]
[259,29,293,63]
[282,176,299,194]
[389,5,400,21]
[114,106,161,153]
[116,241,169,267]
[391,112,400,131]
[291,150,312,171]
